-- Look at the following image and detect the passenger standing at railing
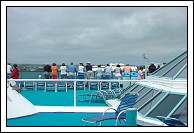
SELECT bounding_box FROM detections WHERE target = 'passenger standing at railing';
[114,64,122,80]
[123,64,131,73]
[96,65,102,79]
[44,63,51,79]
[68,62,77,76]
[137,66,144,80]
[59,63,67,79]
[7,62,12,79]
[85,62,93,79]
[51,63,58,79]
[11,64,19,79]
[78,62,84,73]
[104,64,112,79]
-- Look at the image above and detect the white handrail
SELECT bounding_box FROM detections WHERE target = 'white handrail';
[7,78,186,107]
[7,78,186,82]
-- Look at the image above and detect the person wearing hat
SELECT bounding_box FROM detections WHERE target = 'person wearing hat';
[86,62,93,79]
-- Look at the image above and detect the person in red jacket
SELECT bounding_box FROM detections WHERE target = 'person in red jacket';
[11,64,19,79]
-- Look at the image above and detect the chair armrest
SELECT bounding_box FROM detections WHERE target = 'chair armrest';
[115,110,126,126]
[99,108,117,126]
[102,108,117,116]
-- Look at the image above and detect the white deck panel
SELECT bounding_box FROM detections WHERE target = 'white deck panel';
[105,99,120,107]
[35,106,116,113]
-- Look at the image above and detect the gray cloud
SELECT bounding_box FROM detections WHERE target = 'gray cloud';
[7,7,187,65]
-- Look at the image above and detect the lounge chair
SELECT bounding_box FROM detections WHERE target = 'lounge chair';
[57,81,67,92]
[79,91,107,102]
[76,72,85,90]
[78,86,126,103]
[66,75,75,88]
[100,75,111,90]
[24,81,35,90]
[88,77,99,90]
[156,116,186,126]
[35,81,45,90]
[111,81,120,89]
[45,81,57,92]
[82,92,139,126]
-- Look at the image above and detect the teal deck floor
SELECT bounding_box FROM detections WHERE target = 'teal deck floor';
[8,88,125,126]
[7,112,126,126]
[20,88,108,106]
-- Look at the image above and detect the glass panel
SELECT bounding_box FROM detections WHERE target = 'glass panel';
[139,91,166,115]
[147,94,184,118]
[131,85,143,93]
[154,52,187,77]
[177,66,187,79]
[133,89,158,110]
[163,57,187,78]
[121,85,143,98]
[136,87,150,98]
[170,98,187,124]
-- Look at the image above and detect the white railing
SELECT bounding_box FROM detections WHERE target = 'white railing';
[7,78,186,107]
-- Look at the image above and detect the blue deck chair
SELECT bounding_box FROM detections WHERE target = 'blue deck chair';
[24,81,34,90]
[82,92,139,126]
[88,77,99,90]
[57,81,67,92]
[45,81,57,92]
[156,116,186,126]
[66,75,75,88]
[35,81,45,90]
[76,72,85,90]
[100,75,110,90]
[79,91,107,102]
[78,87,124,102]
[111,81,120,89]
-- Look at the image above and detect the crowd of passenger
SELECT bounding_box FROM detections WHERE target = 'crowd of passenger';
[7,62,159,80]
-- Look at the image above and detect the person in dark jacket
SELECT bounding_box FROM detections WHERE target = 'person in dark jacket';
[148,63,157,73]
[44,63,51,79]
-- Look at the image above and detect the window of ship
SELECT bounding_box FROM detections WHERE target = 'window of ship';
[146,93,185,118]
[153,52,187,77]
[163,57,187,78]
[131,85,144,93]
[126,83,138,92]
[176,66,187,79]
[120,84,143,99]
[138,91,166,115]
[170,98,187,124]
[135,86,151,100]
[133,88,159,111]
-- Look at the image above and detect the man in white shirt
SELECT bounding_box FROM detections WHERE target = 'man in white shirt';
[7,62,12,79]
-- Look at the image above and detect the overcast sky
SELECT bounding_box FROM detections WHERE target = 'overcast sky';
[7,7,187,65]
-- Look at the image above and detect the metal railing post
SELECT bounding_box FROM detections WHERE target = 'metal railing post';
[74,80,76,107]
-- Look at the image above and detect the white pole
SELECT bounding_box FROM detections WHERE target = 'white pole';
[145,64,147,79]
[74,81,76,107]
